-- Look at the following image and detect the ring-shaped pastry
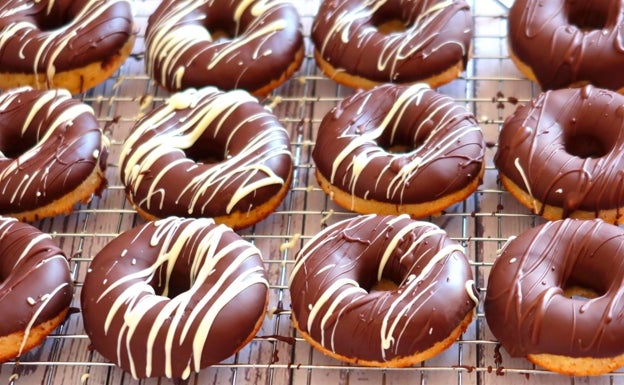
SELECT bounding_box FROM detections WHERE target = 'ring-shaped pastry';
[145,0,304,96]
[485,218,624,376]
[120,87,293,229]
[0,0,136,94]
[289,214,478,366]
[311,0,473,89]
[81,217,269,379]
[313,83,485,218]
[508,0,624,91]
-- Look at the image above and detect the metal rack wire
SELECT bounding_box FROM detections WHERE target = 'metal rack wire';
[2,1,623,384]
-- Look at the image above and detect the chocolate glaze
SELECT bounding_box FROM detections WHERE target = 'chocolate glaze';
[495,85,624,218]
[312,83,485,207]
[0,87,108,215]
[0,217,73,355]
[145,0,303,93]
[120,87,292,226]
[485,219,624,358]
[289,214,477,363]
[312,0,473,84]
[81,217,269,379]
[508,0,624,91]
[0,0,134,82]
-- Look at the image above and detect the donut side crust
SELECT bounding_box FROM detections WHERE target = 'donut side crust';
[315,164,484,218]
[291,309,473,367]
[499,173,624,224]
[314,49,469,90]
[0,34,136,95]
[4,164,107,222]
[0,308,69,363]
[527,351,624,376]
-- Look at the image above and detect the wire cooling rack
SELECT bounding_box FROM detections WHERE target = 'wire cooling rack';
[2,1,623,384]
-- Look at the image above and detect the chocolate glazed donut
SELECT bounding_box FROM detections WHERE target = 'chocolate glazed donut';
[81,217,269,379]
[311,0,473,89]
[495,85,624,223]
[289,214,478,366]
[312,83,485,218]
[120,86,293,229]
[508,0,624,91]
[485,219,624,376]
[145,0,304,95]
[0,216,73,362]
[0,87,108,222]
[0,0,136,94]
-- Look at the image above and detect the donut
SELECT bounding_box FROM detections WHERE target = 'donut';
[0,87,108,222]
[289,214,478,366]
[485,218,624,376]
[508,0,624,92]
[81,217,269,379]
[312,83,485,218]
[0,0,136,95]
[0,216,73,362]
[145,0,304,96]
[495,85,624,223]
[311,0,473,89]
[120,87,293,230]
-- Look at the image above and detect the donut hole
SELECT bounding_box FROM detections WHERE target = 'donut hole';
[37,15,74,32]
[209,29,234,42]
[563,285,601,301]
[185,137,226,164]
[564,133,609,158]
[0,128,38,159]
[371,2,409,35]
[386,144,413,154]
[374,19,408,35]
[370,278,399,292]
[34,3,78,32]
[566,1,610,31]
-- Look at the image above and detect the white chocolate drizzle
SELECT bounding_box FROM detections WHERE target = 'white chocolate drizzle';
[85,217,269,379]
[120,87,291,218]
[0,0,133,88]
[144,0,300,91]
[289,214,475,361]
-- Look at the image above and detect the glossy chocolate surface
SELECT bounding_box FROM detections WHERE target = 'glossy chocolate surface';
[0,0,134,79]
[0,217,73,352]
[312,83,485,206]
[289,214,477,363]
[508,0,624,91]
[312,0,473,83]
[485,219,624,358]
[119,87,292,223]
[81,217,269,379]
[145,0,303,92]
[0,87,107,214]
[495,85,624,217]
